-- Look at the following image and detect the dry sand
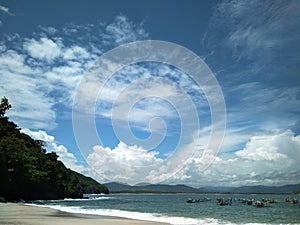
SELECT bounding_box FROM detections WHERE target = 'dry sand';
[0,203,168,225]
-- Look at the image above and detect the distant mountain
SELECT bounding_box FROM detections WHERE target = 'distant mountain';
[105,182,300,194]
[199,184,300,194]
[105,182,200,193]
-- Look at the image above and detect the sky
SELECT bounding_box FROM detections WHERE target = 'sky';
[1,0,300,187]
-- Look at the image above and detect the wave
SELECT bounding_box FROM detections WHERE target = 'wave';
[63,196,114,201]
[34,196,114,202]
[27,204,278,225]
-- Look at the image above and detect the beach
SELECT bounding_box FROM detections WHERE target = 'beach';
[0,203,168,225]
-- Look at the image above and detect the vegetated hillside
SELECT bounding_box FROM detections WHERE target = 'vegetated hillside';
[105,182,200,193]
[0,97,109,201]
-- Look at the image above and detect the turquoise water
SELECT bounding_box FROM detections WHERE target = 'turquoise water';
[33,193,300,224]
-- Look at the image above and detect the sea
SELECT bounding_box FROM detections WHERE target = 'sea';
[31,193,300,225]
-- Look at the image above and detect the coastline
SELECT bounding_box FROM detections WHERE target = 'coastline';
[0,203,169,225]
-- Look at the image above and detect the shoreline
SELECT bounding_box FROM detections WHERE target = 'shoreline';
[0,203,169,225]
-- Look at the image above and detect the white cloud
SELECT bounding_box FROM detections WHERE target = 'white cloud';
[87,142,163,184]
[236,130,300,161]
[0,47,77,129]
[23,37,62,62]
[22,129,54,142]
[103,15,148,45]
[85,127,223,185]
[71,61,214,175]
[219,127,252,153]
[169,130,300,187]
[21,129,87,173]
[0,4,11,15]
[0,50,34,74]
[205,0,300,59]
[63,45,91,60]
[225,82,300,135]
[62,23,81,36]
[106,78,179,125]
[95,63,207,133]
[1,16,150,131]
[0,5,8,13]
[0,52,57,129]
[202,0,300,112]
[21,129,112,184]
[39,26,58,35]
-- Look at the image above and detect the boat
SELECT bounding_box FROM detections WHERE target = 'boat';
[186,197,212,203]
[246,199,254,205]
[254,201,264,207]
[292,198,299,204]
[217,198,231,206]
[285,197,298,204]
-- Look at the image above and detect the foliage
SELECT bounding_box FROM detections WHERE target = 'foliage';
[0,96,11,118]
[0,97,109,201]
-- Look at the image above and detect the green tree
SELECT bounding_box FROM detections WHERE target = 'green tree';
[0,97,12,118]
[0,96,109,201]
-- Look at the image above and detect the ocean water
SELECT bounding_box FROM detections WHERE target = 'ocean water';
[32,193,300,225]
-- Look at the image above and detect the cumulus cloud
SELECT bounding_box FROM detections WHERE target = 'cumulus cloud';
[85,127,221,185]
[170,130,300,187]
[23,37,62,62]
[235,130,300,161]
[87,142,163,184]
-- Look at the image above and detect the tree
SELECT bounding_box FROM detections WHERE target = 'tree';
[0,97,12,118]
[0,96,109,201]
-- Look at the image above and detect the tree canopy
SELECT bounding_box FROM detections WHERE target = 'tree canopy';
[0,96,11,118]
[0,97,109,201]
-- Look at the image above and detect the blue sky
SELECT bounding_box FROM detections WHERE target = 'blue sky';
[1,0,299,187]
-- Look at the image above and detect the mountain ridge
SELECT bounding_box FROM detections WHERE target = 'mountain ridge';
[105,182,300,194]
[105,182,200,193]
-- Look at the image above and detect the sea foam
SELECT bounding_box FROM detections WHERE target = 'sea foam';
[27,203,277,225]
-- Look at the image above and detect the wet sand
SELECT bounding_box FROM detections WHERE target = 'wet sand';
[0,203,168,225]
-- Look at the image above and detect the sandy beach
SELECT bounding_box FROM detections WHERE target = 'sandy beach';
[0,203,168,225]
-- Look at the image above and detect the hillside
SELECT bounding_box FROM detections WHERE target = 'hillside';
[105,182,200,193]
[0,97,109,201]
